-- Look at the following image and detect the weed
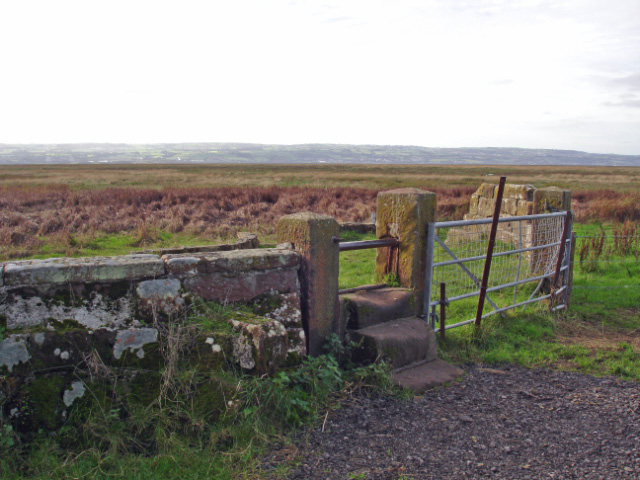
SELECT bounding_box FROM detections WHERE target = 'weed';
[347,472,369,479]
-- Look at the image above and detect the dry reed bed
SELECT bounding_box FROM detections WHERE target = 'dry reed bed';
[1,186,638,259]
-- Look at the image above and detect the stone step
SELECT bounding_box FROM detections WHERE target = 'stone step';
[349,316,437,369]
[392,359,464,393]
[339,287,416,330]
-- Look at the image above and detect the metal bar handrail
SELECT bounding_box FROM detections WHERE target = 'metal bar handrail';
[433,211,567,229]
[335,237,399,252]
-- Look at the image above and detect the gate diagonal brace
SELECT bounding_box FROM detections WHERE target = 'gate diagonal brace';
[435,235,507,319]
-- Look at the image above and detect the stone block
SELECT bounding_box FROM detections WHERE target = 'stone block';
[255,291,302,328]
[375,189,436,316]
[3,255,165,287]
[468,194,480,216]
[504,184,534,201]
[516,201,533,216]
[533,187,571,213]
[277,213,340,356]
[339,288,416,330]
[477,196,494,216]
[476,183,497,198]
[136,278,186,320]
[164,256,202,277]
[229,318,289,374]
[349,316,437,369]
[1,282,136,330]
[503,197,518,216]
[164,249,299,276]
[183,268,299,303]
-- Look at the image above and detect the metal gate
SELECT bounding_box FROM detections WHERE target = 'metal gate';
[423,210,573,333]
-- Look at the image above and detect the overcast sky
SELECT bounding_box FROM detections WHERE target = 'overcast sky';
[1,0,639,155]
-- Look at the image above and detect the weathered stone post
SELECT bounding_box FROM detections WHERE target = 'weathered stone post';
[277,213,340,356]
[374,188,437,316]
[533,187,571,214]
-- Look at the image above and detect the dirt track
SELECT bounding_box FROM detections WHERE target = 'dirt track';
[282,365,640,480]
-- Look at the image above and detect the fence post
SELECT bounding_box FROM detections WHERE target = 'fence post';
[277,213,340,356]
[475,176,506,327]
[375,188,437,317]
[440,282,446,341]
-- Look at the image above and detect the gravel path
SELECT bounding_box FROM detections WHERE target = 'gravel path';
[285,365,640,480]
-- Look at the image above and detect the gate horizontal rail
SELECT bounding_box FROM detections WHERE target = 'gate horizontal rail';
[433,211,567,229]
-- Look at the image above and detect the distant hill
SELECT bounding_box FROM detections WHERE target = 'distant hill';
[1,143,639,166]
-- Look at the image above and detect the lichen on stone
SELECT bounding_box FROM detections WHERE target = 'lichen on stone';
[63,380,86,407]
[0,335,31,372]
[113,328,158,360]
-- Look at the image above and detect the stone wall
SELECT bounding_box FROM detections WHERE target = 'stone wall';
[0,246,306,432]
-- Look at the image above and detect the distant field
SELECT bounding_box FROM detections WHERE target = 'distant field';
[2,164,640,261]
[2,163,640,190]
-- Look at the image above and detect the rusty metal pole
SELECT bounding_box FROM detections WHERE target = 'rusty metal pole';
[440,282,446,341]
[475,176,506,327]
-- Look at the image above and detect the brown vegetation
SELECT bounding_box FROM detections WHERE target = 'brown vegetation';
[0,186,473,258]
[2,162,640,260]
[572,190,640,223]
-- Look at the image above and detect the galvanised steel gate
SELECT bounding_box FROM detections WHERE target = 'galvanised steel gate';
[424,210,573,333]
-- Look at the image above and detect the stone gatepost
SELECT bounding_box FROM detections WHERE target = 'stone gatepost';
[374,188,437,316]
[533,187,571,214]
[277,213,340,356]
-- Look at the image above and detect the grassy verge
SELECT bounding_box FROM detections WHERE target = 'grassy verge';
[437,310,640,381]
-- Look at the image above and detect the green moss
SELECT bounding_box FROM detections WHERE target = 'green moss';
[285,350,303,367]
[249,293,283,316]
[0,315,7,331]
[49,318,84,332]
[127,371,162,407]
[19,374,67,432]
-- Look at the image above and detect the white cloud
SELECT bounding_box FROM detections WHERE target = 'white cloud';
[0,0,638,154]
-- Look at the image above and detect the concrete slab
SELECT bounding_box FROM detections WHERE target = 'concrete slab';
[350,316,437,369]
[393,359,464,393]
